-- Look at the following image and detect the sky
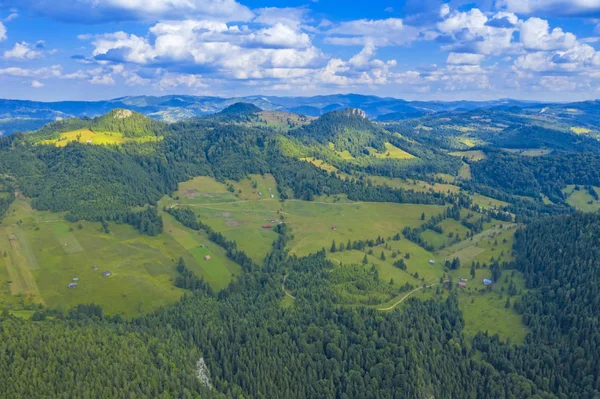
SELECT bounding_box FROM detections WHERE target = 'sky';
[2,0,600,101]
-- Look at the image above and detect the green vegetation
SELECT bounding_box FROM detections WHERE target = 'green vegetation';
[3,103,600,397]
[563,184,600,212]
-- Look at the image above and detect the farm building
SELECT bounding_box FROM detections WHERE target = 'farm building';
[271,194,274,198]
[457,282,467,289]
[258,192,262,196]
[483,279,493,285]
[332,226,337,231]
[204,255,211,261]
[102,271,111,277]
[72,278,79,281]
[429,260,435,265]
[262,224,272,229]
[92,266,98,270]
[458,277,468,282]
[67,283,77,288]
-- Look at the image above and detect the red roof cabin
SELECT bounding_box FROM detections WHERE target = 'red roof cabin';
[332,226,337,231]
[204,255,211,261]
[262,224,272,229]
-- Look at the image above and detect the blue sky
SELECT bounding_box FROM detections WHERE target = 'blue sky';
[1,0,600,101]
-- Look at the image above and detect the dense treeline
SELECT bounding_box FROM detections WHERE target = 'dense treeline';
[473,213,600,398]
[0,314,215,398]
[471,151,600,205]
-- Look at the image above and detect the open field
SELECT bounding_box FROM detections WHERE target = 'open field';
[470,193,509,210]
[455,268,528,343]
[502,148,553,157]
[172,176,238,205]
[227,174,280,201]
[0,197,247,317]
[440,223,518,265]
[458,163,472,180]
[563,185,600,212]
[40,128,163,147]
[370,143,415,159]
[570,127,592,135]
[450,150,487,161]
[162,213,242,290]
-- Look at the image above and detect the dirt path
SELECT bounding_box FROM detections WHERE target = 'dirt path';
[282,274,295,300]
[377,283,439,311]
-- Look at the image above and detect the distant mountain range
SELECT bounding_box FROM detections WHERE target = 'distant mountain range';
[1,93,600,136]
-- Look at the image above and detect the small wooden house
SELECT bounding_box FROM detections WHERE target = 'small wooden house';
[262,224,272,229]
[457,282,467,289]
[68,283,78,288]
[204,255,211,261]
[102,271,111,277]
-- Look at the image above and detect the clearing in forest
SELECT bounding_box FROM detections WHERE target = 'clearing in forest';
[563,185,600,212]
[449,150,487,161]
[39,128,162,147]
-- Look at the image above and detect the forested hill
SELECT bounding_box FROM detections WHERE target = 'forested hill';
[29,108,168,141]
[290,108,387,155]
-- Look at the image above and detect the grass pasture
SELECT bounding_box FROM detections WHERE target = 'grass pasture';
[284,201,447,256]
[455,268,528,343]
[450,150,487,161]
[370,143,415,159]
[503,148,553,157]
[563,185,600,212]
[40,128,162,147]
[570,127,592,135]
[172,176,238,205]
[162,213,242,290]
[440,223,518,265]
[0,198,198,317]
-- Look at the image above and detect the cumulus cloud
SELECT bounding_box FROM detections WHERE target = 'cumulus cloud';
[520,18,577,51]
[498,0,600,18]
[0,22,6,42]
[3,42,43,60]
[6,0,254,23]
[31,80,44,88]
[88,20,324,80]
[437,9,519,55]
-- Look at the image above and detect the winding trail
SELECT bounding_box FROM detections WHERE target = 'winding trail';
[377,283,439,311]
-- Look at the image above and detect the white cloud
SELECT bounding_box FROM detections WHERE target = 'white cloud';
[4,42,43,60]
[89,20,324,79]
[437,9,519,56]
[246,24,311,49]
[446,53,485,65]
[7,0,254,23]
[498,0,600,17]
[520,18,577,51]
[253,7,308,29]
[4,13,19,22]
[0,22,6,42]
[325,18,418,46]
[31,80,44,88]
[89,74,115,85]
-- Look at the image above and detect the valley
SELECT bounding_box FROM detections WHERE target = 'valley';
[0,97,598,398]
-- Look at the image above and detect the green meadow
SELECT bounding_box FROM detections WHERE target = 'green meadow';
[563,185,600,212]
